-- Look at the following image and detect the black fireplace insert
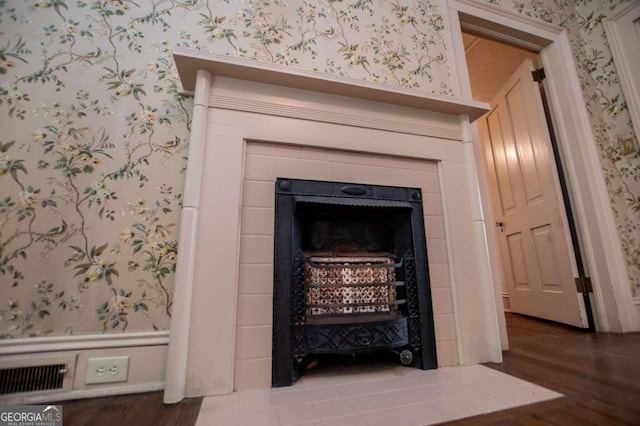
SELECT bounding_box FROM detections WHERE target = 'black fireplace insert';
[272,178,437,387]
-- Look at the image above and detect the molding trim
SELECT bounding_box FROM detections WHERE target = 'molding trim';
[0,331,169,356]
[541,31,637,332]
[453,0,563,34]
[461,21,544,52]
[208,94,463,141]
[1,382,165,405]
[452,0,560,51]
[173,48,489,122]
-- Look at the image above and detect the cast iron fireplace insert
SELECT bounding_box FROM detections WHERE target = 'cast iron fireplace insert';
[272,178,437,387]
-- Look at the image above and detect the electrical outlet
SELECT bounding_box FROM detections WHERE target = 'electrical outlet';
[85,356,129,384]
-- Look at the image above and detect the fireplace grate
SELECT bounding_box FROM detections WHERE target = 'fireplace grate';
[273,178,438,387]
[300,251,411,356]
[305,255,401,317]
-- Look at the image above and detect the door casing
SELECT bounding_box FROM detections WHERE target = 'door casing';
[448,0,639,342]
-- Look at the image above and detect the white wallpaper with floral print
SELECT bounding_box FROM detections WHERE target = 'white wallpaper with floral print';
[0,0,455,338]
[0,0,637,339]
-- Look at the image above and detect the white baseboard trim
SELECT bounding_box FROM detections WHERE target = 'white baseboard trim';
[1,382,165,405]
[0,331,170,356]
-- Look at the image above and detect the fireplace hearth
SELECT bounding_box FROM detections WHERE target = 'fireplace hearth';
[273,178,437,387]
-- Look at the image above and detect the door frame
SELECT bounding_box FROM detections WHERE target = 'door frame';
[448,0,639,340]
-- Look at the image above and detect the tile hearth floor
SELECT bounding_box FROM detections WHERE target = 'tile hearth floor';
[195,363,562,426]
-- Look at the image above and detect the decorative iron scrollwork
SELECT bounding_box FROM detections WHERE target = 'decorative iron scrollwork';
[292,252,307,364]
[306,317,409,353]
[404,250,422,354]
[400,349,414,365]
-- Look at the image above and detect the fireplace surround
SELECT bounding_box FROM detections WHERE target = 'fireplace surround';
[272,178,438,386]
[164,49,504,402]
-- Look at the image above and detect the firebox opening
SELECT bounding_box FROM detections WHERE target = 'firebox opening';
[295,202,412,330]
[273,178,437,387]
[303,351,402,378]
[295,203,411,256]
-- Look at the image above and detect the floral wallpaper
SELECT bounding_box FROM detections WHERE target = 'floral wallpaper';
[180,0,454,89]
[0,0,638,340]
[0,0,454,339]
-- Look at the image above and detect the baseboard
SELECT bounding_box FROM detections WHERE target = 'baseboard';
[0,332,169,404]
[1,382,165,405]
[502,292,511,312]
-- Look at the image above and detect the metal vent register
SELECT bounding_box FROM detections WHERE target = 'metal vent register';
[273,178,438,387]
[0,364,66,395]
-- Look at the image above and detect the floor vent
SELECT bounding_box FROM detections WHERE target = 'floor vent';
[0,364,67,395]
[0,353,76,401]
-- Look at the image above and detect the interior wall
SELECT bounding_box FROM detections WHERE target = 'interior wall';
[0,0,456,341]
[1,0,636,343]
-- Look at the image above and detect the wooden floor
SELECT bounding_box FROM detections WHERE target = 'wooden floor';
[53,390,202,426]
[57,313,640,425]
[443,313,640,425]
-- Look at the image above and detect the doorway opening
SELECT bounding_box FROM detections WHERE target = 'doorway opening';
[461,30,594,331]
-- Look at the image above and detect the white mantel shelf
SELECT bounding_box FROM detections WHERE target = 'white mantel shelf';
[173,48,489,122]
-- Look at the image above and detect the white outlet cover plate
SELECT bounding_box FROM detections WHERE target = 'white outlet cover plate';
[85,356,130,384]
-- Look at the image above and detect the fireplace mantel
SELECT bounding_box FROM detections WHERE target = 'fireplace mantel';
[164,49,502,404]
[173,48,489,121]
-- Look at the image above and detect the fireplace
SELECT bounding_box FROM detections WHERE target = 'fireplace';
[164,50,504,402]
[273,178,437,386]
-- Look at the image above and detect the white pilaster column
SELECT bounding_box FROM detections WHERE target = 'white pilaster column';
[458,114,503,363]
[164,69,212,404]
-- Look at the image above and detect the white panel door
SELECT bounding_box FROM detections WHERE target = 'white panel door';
[479,59,588,328]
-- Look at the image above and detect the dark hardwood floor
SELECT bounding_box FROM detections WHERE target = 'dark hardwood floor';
[56,312,640,425]
[444,312,640,425]
[53,389,202,426]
